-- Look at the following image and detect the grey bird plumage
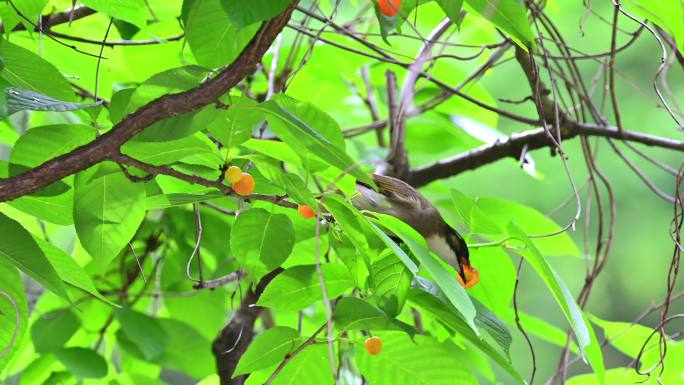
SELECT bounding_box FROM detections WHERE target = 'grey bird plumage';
[353,174,471,279]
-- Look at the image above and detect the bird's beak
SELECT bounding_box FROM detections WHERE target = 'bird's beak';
[457,256,479,289]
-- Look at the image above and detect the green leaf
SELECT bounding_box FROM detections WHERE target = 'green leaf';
[243,139,328,171]
[372,214,478,333]
[1,87,99,118]
[589,315,664,369]
[366,222,419,274]
[9,124,96,191]
[322,195,373,265]
[54,347,108,379]
[128,66,207,110]
[0,3,22,37]
[467,193,580,257]
[230,208,294,280]
[464,0,535,48]
[334,297,412,333]
[411,276,512,357]
[184,0,259,68]
[251,155,317,208]
[0,211,69,301]
[32,237,112,305]
[121,133,219,166]
[356,333,477,385]
[0,39,74,101]
[78,0,149,29]
[0,259,28,373]
[566,367,660,385]
[153,319,214,379]
[260,96,374,186]
[73,162,146,267]
[269,344,333,385]
[408,286,525,384]
[31,309,80,353]
[436,0,465,25]
[115,307,169,360]
[146,191,224,209]
[508,223,604,382]
[137,106,218,142]
[628,0,684,52]
[234,327,299,376]
[450,189,503,235]
[221,0,291,28]
[258,264,354,311]
[6,124,96,224]
[207,97,262,149]
[369,252,412,318]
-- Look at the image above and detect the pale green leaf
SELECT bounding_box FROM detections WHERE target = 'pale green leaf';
[230,208,294,280]
[258,264,353,311]
[234,327,299,376]
[73,162,146,267]
[0,212,68,301]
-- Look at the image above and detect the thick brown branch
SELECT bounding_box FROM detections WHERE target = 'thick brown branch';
[0,2,298,202]
[407,123,684,187]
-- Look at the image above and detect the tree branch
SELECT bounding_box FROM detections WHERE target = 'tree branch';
[212,269,282,385]
[0,1,299,202]
[407,122,684,187]
[0,5,96,33]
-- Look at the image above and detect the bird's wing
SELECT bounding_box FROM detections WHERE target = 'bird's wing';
[368,174,436,212]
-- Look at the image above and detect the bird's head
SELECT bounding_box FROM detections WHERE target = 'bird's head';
[443,227,479,289]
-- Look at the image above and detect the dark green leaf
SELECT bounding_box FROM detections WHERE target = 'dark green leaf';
[222,0,291,28]
[153,319,214,379]
[31,309,80,353]
[115,307,169,360]
[54,347,108,378]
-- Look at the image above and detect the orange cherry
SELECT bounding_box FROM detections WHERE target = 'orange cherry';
[297,205,316,219]
[364,336,382,355]
[232,173,255,196]
[457,266,480,289]
[225,166,243,183]
[378,0,401,17]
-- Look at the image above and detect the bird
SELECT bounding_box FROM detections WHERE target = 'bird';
[353,173,478,288]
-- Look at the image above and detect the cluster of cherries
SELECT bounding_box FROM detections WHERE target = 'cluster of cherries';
[224,166,316,218]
